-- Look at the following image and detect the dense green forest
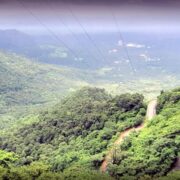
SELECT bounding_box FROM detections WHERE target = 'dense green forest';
[1,51,179,130]
[107,88,180,179]
[0,1,180,179]
[0,51,93,129]
[0,87,179,179]
[0,88,146,171]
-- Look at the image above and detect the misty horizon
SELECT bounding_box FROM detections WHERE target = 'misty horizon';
[1,0,180,34]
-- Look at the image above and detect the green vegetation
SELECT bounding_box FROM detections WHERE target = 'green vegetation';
[0,51,179,130]
[0,87,146,179]
[0,153,113,180]
[0,51,92,129]
[157,171,180,180]
[107,88,180,179]
[0,51,180,179]
[0,87,179,179]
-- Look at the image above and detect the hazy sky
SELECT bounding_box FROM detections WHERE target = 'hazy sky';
[0,0,180,34]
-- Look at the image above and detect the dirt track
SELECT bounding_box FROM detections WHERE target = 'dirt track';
[100,99,157,172]
[146,99,158,120]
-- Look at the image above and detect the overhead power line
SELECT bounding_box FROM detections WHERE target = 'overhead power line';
[47,0,100,63]
[61,0,107,62]
[16,0,80,60]
[110,10,136,74]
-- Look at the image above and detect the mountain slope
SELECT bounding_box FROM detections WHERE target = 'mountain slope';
[0,50,179,130]
[1,30,180,77]
[0,87,179,179]
[0,87,146,171]
[107,88,180,179]
[0,51,92,128]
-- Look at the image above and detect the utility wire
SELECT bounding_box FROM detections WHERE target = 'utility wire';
[16,0,80,60]
[110,10,136,74]
[62,0,107,62]
[47,0,100,63]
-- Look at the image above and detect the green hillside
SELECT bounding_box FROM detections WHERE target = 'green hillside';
[0,87,146,179]
[0,87,179,179]
[0,50,179,130]
[107,88,180,179]
[0,51,93,129]
[0,88,146,170]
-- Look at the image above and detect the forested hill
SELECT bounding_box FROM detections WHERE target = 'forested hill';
[0,87,179,179]
[0,51,93,129]
[0,50,179,130]
[0,87,146,178]
[107,87,180,179]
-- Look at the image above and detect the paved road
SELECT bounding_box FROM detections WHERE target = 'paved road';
[100,99,158,172]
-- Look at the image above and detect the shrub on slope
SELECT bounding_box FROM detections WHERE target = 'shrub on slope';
[0,87,146,172]
[107,88,180,179]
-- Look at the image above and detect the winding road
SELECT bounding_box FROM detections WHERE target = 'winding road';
[146,99,158,120]
[100,99,158,172]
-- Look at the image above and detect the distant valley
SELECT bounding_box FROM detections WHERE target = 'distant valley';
[0,49,179,129]
[0,29,179,180]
